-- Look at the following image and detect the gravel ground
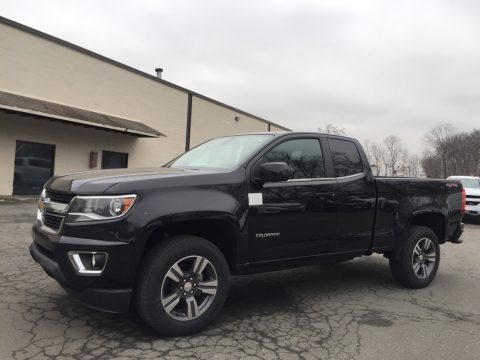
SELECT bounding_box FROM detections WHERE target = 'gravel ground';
[1,203,479,360]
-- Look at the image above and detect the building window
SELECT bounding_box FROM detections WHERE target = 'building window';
[13,140,55,195]
[101,151,128,169]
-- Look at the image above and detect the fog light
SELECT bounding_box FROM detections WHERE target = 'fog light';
[68,251,108,275]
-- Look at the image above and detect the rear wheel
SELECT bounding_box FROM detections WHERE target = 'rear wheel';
[136,235,229,336]
[389,226,440,288]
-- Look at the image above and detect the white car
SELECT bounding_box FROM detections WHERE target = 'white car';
[447,176,480,220]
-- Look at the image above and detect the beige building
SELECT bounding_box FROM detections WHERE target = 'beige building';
[0,16,289,195]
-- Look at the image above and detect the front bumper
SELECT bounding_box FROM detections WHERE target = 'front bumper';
[465,203,480,216]
[30,226,135,313]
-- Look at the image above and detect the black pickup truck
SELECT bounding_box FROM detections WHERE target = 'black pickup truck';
[30,132,465,336]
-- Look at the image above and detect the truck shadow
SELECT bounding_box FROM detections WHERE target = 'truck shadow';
[10,256,414,360]
[223,258,393,317]
[47,257,395,338]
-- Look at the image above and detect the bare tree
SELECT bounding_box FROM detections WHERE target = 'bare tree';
[421,151,442,178]
[406,154,420,177]
[363,140,372,162]
[323,123,479,179]
[469,130,480,175]
[367,142,386,176]
[317,124,346,136]
[423,123,456,178]
[384,135,404,176]
[398,149,409,176]
[420,124,480,178]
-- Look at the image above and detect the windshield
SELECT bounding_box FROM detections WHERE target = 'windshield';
[458,178,480,189]
[168,135,273,170]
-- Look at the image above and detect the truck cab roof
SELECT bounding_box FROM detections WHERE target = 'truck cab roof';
[237,131,358,141]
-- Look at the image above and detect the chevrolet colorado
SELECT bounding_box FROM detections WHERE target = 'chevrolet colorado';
[30,132,465,336]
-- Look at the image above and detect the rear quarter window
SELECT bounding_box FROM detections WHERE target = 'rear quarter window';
[328,139,363,177]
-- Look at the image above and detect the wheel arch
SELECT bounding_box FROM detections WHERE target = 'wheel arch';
[409,211,447,244]
[140,214,243,271]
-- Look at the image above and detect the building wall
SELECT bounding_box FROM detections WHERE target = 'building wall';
[270,124,287,132]
[190,97,268,147]
[0,113,137,195]
[0,21,188,165]
[0,19,290,195]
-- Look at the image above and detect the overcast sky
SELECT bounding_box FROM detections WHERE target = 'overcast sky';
[2,0,480,154]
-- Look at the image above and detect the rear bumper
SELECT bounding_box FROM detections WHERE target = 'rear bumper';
[448,222,464,244]
[30,227,134,313]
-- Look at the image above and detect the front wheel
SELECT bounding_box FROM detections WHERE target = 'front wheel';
[136,235,230,336]
[389,226,440,288]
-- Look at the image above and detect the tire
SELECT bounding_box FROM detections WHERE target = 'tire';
[136,235,230,336]
[389,226,440,289]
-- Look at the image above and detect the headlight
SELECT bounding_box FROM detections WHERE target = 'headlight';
[37,189,47,224]
[66,195,136,222]
[38,189,46,213]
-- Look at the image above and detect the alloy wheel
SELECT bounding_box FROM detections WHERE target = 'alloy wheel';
[411,237,436,279]
[160,255,218,321]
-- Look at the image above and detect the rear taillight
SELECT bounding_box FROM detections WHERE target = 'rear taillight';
[461,188,466,217]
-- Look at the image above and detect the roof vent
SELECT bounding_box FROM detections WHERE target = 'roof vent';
[155,68,163,79]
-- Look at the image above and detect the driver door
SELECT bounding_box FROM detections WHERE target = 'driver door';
[247,136,338,262]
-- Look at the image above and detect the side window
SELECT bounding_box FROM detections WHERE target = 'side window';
[328,139,363,177]
[261,139,326,179]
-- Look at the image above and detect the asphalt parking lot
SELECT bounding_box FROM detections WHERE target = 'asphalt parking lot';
[1,203,479,360]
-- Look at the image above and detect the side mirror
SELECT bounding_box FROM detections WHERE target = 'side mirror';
[257,162,291,183]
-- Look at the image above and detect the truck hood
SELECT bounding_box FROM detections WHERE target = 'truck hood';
[45,167,213,194]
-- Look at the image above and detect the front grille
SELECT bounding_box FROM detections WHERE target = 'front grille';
[467,195,480,199]
[466,201,479,206]
[47,190,75,204]
[42,212,64,231]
